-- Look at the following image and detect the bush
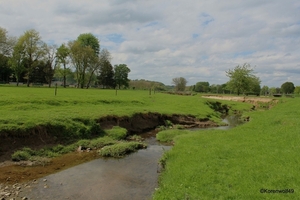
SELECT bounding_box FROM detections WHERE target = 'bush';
[105,126,127,140]
[89,136,117,148]
[99,141,147,157]
[12,150,31,161]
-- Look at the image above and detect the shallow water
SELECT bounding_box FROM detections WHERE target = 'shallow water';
[190,115,243,131]
[23,116,241,200]
[23,132,170,200]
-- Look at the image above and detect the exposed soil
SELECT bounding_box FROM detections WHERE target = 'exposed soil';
[0,151,99,199]
[202,95,278,108]
[202,95,274,103]
[0,112,218,163]
[0,110,227,200]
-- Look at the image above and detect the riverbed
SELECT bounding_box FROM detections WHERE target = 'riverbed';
[22,131,171,200]
[19,115,242,200]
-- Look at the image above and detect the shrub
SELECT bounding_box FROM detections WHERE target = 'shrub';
[105,126,127,140]
[99,141,147,157]
[89,136,117,148]
[12,150,31,161]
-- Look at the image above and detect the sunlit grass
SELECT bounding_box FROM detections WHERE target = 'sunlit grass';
[0,86,252,135]
[153,98,300,199]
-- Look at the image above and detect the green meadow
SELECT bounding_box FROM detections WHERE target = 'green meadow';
[2,86,297,199]
[153,98,300,199]
[0,86,250,136]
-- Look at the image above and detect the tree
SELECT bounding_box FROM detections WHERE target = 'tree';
[194,82,209,93]
[68,40,96,88]
[172,77,187,91]
[56,44,70,88]
[226,63,261,95]
[0,54,12,83]
[69,33,100,89]
[77,33,100,55]
[0,27,16,56]
[86,49,112,89]
[98,60,115,88]
[269,87,281,95]
[44,44,57,87]
[248,76,261,95]
[294,86,300,95]
[281,82,295,94]
[9,41,26,86]
[261,85,269,96]
[114,64,131,89]
[97,49,114,88]
[16,29,46,87]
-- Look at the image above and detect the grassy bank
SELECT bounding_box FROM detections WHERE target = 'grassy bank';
[0,86,251,137]
[11,126,146,161]
[153,98,300,199]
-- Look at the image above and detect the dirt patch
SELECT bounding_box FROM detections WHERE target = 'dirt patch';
[0,151,98,199]
[202,95,278,108]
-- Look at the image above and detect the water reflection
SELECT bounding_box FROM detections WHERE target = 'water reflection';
[23,116,240,199]
[24,132,170,200]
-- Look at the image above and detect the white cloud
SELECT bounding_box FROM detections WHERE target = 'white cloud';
[1,0,300,87]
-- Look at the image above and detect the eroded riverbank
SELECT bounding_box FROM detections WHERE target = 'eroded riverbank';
[15,131,171,200]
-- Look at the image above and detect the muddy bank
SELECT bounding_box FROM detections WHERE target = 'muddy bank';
[0,112,218,162]
[1,132,171,200]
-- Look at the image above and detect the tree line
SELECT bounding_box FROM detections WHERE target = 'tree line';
[172,63,297,95]
[0,27,130,89]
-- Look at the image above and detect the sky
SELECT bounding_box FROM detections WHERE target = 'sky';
[1,0,300,87]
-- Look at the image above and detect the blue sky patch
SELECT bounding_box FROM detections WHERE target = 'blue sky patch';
[105,34,125,43]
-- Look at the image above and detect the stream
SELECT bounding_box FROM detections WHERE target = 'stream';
[22,115,242,200]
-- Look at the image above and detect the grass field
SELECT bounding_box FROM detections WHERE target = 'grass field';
[3,86,295,199]
[153,98,300,199]
[0,86,251,136]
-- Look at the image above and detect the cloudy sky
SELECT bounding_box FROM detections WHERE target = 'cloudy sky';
[1,0,300,87]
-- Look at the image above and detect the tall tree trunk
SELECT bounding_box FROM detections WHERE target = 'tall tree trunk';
[27,75,30,87]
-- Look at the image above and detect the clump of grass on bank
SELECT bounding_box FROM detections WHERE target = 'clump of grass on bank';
[105,126,127,140]
[12,126,127,161]
[153,98,300,199]
[99,141,147,157]
[156,129,191,142]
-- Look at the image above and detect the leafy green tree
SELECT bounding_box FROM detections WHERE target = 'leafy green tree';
[226,63,261,95]
[77,33,100,55]
[0,27,16,56]
[281,82,295,94]
[56,44,70,88]
[9,41,26,86]
[260,85,269,96]
[68,40,96,88]
[69,33,101,89]
[269,87,281,95]
[15,29,46,87]
[172,77,187,91]
[97,49,114,88]
[194,82,209,92]
[98,60,115,88]
[0,54,12,83]
[44,44,57,87]
[294,86,300,95]
[31,60,47,84]
[248,76,261,95]
[114,64,131,89]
